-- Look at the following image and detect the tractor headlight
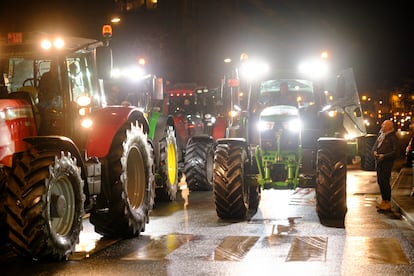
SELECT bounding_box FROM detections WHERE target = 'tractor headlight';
[284,119,301,132]
[76,95,92,116]
[81,118,93,129]
[229,110,239,118]
[76,95,92,107]
[344,133,355,140]
[40,37,65,50]
[328,110,337,117]
[258,120,275,131]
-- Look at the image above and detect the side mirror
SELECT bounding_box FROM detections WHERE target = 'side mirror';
[354,107,362,117]
[95,46,112,80]
[153,77,163,100]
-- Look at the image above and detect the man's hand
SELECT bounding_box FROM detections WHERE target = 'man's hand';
[374,151,384,160]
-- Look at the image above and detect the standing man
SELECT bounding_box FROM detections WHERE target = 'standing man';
[372,120,398,211]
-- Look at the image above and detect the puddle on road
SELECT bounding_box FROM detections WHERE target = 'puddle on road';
[344,237,409,264]
[285,236,327,262]
[289,197,315,206]
[248,216,302,225]
[70,233,119,260]
[207,236,259,261]
[121,233,195,261]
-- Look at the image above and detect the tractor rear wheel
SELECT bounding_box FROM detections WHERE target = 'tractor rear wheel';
[316,138,347,228]
[248,178,261,213]
[213,142,248,219]
[184,137,214,191]
[6,149,84,261]
[90,122,154,237]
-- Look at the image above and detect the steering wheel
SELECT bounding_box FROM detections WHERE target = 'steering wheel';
[22,78,36,87]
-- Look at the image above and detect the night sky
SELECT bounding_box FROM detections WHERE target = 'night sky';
[0,0,413,92]
[230,1,414,91]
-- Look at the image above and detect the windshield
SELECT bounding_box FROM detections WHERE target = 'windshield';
[66,54,100,107]
[0,53,100,109]
[258,79,315,108]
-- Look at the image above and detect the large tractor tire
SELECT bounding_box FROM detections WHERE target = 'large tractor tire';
[155,126,178,201]
[360,134,377,171]
[6,149,84,261]
[184,136,214,191]
[90,122,154,238]
[213,141,249,219]
[316,138,347,228]
[248,176,261,213]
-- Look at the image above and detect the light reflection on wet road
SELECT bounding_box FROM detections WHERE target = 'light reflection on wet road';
[3,165,414,275]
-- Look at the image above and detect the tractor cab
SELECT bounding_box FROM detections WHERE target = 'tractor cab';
[0,33,111,141]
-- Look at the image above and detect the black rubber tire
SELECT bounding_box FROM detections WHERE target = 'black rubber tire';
[0,168,8,245]
[360,135,377,171]
[155,126,178,201]
[316,139,347,228]
[248,177,261,213]
[213,142,248,219]
[6,149,84,261]
[184,137,214,191]
[90,122,154,238]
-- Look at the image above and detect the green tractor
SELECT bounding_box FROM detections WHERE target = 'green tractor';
[213,57,366,228]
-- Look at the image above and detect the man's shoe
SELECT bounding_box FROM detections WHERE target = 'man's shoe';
[378,200,392,211]
[376,200,384,209]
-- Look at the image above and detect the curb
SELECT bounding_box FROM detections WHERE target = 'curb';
[391,168,414,226]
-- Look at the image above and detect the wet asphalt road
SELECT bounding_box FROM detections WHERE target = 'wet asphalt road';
[2,162,414,275]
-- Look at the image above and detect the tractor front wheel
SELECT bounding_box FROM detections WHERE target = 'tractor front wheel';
[6,149,84,261]
[213,142,248,219]
[90,122,154,237]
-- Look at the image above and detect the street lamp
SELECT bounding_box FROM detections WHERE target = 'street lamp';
[110,16,121,24]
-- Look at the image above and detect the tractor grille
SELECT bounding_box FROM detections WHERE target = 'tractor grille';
[270,163,287,182]
[260,129,300,151]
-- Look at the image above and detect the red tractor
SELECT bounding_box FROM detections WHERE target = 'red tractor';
[165,84,226,191]
[0,30,159,261]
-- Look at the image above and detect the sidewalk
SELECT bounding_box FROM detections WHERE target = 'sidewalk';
[391,167,414,225]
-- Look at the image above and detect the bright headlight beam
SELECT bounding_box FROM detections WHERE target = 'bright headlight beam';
[258,121,275,131]
[239,59,269,81]
[77,95,92,106]
[298,59,328,79]
[81,118,93,128]
[41,39,52,49]
[286,119,301,132]
[54,38,65,48]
